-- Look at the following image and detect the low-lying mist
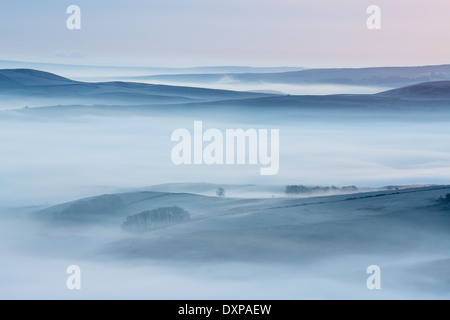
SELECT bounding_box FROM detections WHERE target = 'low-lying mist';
[1,76,450,299]
[1,106,450,207]
[1,199,449,299]
[114,80,392,96]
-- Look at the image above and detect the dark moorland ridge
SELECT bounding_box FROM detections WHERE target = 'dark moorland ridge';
[0,69,274,105]
[2,68,450,109]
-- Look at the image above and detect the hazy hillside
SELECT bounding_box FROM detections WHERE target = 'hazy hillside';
[0,69,75,87]
[377,81,450,99]
[0,60,304,79]
[33,184,450,262]
[126,64,450,88]
[18,184,449,298]
[4,65,450,109]
[3,69,450,125]
[0,69,275,109]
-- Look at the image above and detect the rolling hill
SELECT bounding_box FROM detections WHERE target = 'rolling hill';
[3,68,450,123]
[124,64,450,88]
[378,81,450,98]
[0,69,276,108]
[33,185,450,264]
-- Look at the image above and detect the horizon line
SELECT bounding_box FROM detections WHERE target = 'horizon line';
[2,59,450,71]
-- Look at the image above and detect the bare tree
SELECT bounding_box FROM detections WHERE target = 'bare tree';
[216,187,226,197]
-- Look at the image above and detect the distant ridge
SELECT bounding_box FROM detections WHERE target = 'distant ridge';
[127,64,450,87]
[0,60,304,76]
[0,69,74,87]
[2,68,450,113]
[377,81,450,98]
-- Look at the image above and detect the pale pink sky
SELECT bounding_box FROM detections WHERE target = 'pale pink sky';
[0,0,449,67]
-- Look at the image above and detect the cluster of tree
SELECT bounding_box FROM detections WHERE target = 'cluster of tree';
[122,206,191,233]
[438,193,450,204]
[285,185,358,195]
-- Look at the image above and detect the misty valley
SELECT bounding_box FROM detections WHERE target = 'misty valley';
[1,65,450,299]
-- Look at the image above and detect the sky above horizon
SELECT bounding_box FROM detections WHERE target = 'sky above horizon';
[1,0,450,68]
